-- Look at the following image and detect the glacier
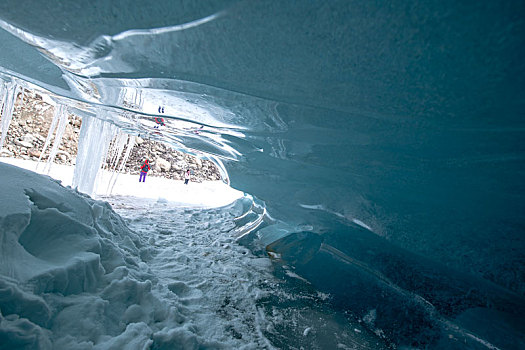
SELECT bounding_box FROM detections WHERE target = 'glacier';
[0,0,524,348]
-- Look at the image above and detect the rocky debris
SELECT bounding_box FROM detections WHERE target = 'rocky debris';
[118,137,221,182]
[56,150,71,162]
[1,89,222,183]
[28,149,41,158]
[13,138,33,148]
[156,157,171,172]
[0,148,13,156]
[2,90,80,165]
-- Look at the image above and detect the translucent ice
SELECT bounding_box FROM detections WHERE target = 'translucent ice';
[43,103,68,174]
[0,79,20,153]
[72,114,117,195]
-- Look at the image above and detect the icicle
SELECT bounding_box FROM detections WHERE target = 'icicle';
[72,114,117,196]
[107,132,119,167]
[0,81,20,154]
[133,90,141,107]
[36,102,61,170]
[95,122,119,194]
[114,133,128,165]
[105,133,126,193]
[109,135,135,195]
[118,88,128,107]
[0,81,6,111]
[107,131,127,170]
[43,104,69,174]
[0,81,6,138]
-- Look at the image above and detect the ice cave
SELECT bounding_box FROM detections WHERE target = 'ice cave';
[0,1,524,349]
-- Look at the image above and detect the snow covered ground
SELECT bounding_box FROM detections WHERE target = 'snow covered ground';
[0,159,385,349]
[0,160,278,348]
[0,157,243,208]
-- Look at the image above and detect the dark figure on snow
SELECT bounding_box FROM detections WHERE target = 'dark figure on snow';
[154,117,165,128]
[154,106,166,129]
[184,169,190,185]
[139,159,150,182]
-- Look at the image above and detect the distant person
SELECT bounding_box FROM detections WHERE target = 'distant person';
[154,116,165,128]
[154,106,166,129]
[139,159,150,182]
[184,169,190,184]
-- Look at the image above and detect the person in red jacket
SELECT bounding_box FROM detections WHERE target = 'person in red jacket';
[154,117,165,128]
[139,159,150,182]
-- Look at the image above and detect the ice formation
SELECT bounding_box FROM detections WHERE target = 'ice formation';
[105,132,135,195]
[72,114,118,196]
[0,80,19,154]
[0,1,524,348]
[0,162,151,348]
[42,104,68,174]
[35,101,59,168]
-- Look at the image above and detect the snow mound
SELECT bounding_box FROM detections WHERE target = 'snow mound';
[0,162,189,349]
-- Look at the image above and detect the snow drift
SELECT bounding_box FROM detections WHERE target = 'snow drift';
[0,162,251,349]
[0,162,156,348]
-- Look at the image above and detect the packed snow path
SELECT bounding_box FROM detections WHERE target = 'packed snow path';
[103,195,277,348]
[103,196,386,350]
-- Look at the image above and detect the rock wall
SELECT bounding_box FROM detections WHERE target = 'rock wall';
[0,90,222,183]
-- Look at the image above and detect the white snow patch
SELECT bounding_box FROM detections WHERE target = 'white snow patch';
[1,157,243,208]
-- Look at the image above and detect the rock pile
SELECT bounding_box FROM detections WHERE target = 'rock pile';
[1,91,81,165]
[124,137,221,181]
[0,90,222,183]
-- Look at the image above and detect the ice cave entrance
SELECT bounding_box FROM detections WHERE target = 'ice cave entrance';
[0,81,243,208]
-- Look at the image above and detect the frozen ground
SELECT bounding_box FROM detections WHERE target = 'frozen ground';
[0,160,386,349]
[0,160,274,348]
